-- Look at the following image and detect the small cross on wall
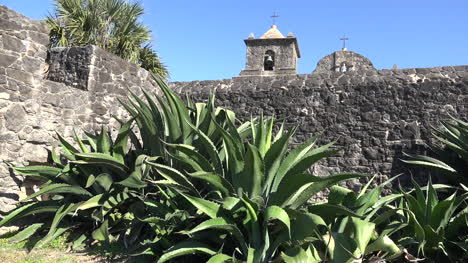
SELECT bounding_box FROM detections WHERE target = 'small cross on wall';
[340,36,349,51]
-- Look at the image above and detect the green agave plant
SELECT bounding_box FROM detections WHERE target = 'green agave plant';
[145,106,368,262]
[311,175,404,262]
[396,178,467,262]
[403,116,468,186]
[0,124,154,250]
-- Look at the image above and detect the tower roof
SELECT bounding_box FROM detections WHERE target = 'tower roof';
[259,25,285,39]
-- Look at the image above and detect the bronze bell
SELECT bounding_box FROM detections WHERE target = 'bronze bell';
[265,55,274,65]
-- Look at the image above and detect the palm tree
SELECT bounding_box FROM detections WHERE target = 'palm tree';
[46,0,168,79]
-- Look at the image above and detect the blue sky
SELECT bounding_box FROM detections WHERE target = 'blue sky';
[2,0,467,81]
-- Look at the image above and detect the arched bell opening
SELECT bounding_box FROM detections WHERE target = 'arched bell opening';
[264,50,275,71]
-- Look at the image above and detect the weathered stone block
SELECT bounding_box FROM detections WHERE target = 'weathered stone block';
[6,68,34,85]
[2,34,26,52]
[0,53,18,68]
[5,104,27,132]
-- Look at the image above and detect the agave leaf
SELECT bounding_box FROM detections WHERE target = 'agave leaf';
[283,145,339,179]
[116,172,147,188]
[241,143,264,198]
[406,209,426,242]
[92,219,110,243]
[155,95,181,143]
[240,196,262,251]
[56,132,79,156]
[329,232,359,263]
[73,129,89,153]
[96,126,112,154]
[74,153,129,173]
[157,240,217,263]
[181,193,220,219]
[328,185,355,205]
[206,253,232,263]
[156,78,192,143]
[355,186,382,216]
[94,173,113,192]
[308,203,362,224]
[372,208,402,225]
[75,194,105,211]
[439,192,468,230]
[281,246,321,263]
[264,205,291,242]
[124,96,162,155]
[71,234,87,251]
[445,206,468,239]
[425,179,438,224]
[211,114,244,184]
[8,223,44,243]
[186,217,248,254]
[290,212,327,242]
[238,119,253,139]
[402,153,457,173]
[83,131,98,152]
[8,164,62,182]
[365,234,402,259]
[166,143,216,173]
[369,193,404,215]
[252,114,273,157]
[112,118,134,163]
[357,175,376,199]
[34,225,70,249]
[221,110,244,151]
[0,201,60,227]
[141,89,164,130]
[274,173,367,209]
[94,192,130,221]
[263,126,296,196]
[270,134,322,192]
[187,171,234,197]
[410,177,426,209]
[350,217,375,254]
[21,184,92,202]
[187,123,224,176]
[85,174,96,188]
[47,202,80,239]
[403,192,425,223]
[50,147,65,168]
[147,162,197,193]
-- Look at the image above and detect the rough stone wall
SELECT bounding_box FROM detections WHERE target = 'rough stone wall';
[0,6,158,212]
[170,66,468,191]
[0,5,50,211]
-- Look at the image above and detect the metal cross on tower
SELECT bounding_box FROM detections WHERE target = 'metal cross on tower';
[271,12,279,25]
[340,35,349,51]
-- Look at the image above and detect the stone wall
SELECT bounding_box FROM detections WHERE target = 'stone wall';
[0,6,158,212]
[170,66,468,191]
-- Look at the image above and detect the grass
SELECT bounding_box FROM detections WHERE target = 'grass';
[0,231,107,263]
[0,230,152,263]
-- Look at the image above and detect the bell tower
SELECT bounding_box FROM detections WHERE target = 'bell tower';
[239,25,301,76]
